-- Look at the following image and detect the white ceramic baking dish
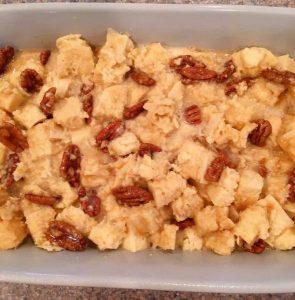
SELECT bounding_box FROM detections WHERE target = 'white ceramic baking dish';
[0,3,295,293]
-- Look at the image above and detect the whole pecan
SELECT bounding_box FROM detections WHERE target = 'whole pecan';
[172,218,195,230]
[60,144,81,188]
[123,100,147,120]
[40,50,51,66]
[216,60,236,83]
[4,153,19,189]
[0,122,28,153]
[40,87,56,118]
[247,239,266,254]
[112,186,153,207]
[261,68,295,86]
[258,159,268,178]
[46,220,87,251]
[184,105,202,125]
[179,66,217,81]
[248,119,272,147]
[95,120,125,149]
[130,68,156,86]
[225,77,253,96]
[80,83,95,96]
[20,68,43,93]
[138,143,162,157]
[25,193,61,206]
[204,151,227,182]
[169,55,205,71]
[82,94,93,124]
[78,187,101,217]
[0,46,14,74]
[287,168,295,202]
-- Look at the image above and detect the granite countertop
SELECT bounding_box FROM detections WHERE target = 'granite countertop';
[1,0,295,299]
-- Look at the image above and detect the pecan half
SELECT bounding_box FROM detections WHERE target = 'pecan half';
[80,83,95,96]
[20,68,43,93]
[247,239,266,254]
[4,153,19,189]
[138,143,162,157]
[40,87,56,118]
[123,100,147,120]
[46,220,87,251]
[60,144,81,188]
[0,46,14,74]
[0,122,28,153]
[184,105,202,125]
[248,119,272,147]
[261,68,295,86]
[205,151,227,182]
[225,77,253,96]
[179,66,217,81]
[172,218,195,230]
[130,68,156,86]
[95,120,125,149]
[169,55,205,71]
[40,50,51,66]
[216,60,236,83]
[82,94,93,124]
[25,193,61,206]
[78,187,101,217]
[287,168,295,202]
[112,186,153,207]
[258,159,268,178]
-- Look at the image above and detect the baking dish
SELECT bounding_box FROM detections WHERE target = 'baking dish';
[0,3,295,293]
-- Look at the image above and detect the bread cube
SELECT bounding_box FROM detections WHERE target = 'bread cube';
[205,230,235,256]
[207,167,240,207]
[108,132,140,157]
[0,219,28,250]
[133,43,170,75]
[122,230,149,252]
[232,47,277,76]
[126,203,162,235]
[249,78,285,106]
[13,104,46,129]
[94,29,134,85]
[277,54,295,72]
[236,169,264,208]
[151,224,178,250]
[27,122,58,159]
[56,34,94,78]
[176,140,215,184]
[148,171,186,208]
[273,227,295,250]
[93,84,128,119]
[258,195,294,240]
[182,227,203,251]
[0,78,25,112]
[53,96,88,129]
[171,186,203,221]
[234,205,269,245]
[134,155,165,181]
[89,220,126,250]
[195,206,234,236]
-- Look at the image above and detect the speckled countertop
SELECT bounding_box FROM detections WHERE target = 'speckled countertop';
[1,0,295,299]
